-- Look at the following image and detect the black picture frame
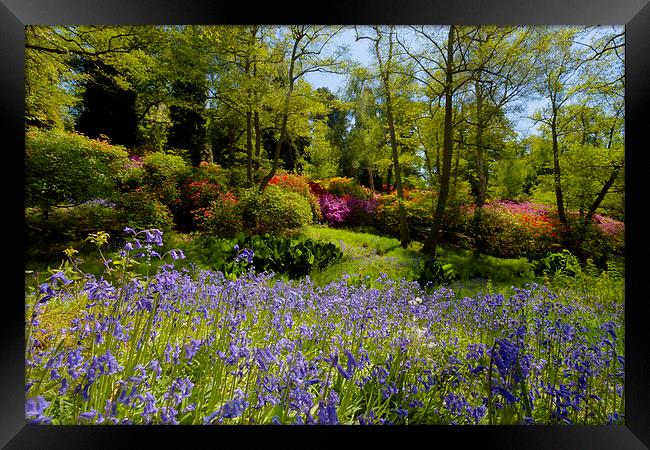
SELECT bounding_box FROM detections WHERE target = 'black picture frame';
[4,0,649,448]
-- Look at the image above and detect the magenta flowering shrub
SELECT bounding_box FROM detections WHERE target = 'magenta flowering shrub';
[318,193,351,225]
[346,195,379,226]
[592,213,624,251]
[24,229,624,426]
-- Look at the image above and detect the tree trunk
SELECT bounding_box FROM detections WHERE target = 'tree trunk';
[585,163,622,223]
[367,166,375,191]
[386,166,392,191]
[384,87,409,248]
[246,110,253,186]
[551,112,567,223]
[245,48,254,186]
[475,79,487,210]
[227,127,236,168]
[375,26,409,249]
[259,34,300,190]
[254,111,261,171]
[424,25,455,257]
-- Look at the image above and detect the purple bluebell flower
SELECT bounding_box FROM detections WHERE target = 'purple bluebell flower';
[143,229,164,247]
[79,410,97,421]
[601,321,618,341]
[493,339,520,380]
[170,249,185,260]
[494,387,520,404]
[318,401,339,425]
[49,271,73,286]
[38,283,55,304]
[160,406,179,425]
[25,396,50,418]
[344,350,358,375]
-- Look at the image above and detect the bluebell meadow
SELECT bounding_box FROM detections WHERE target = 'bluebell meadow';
[24,229,624,425]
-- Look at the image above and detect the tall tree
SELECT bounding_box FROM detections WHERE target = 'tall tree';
[357,25,410,249]
[25,25,143,130]
[531,27,584,224]
[461,26,537,210]
[259,25,344,190]
[399,25,473,257]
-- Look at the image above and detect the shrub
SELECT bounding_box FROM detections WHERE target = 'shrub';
[346,195,379,227]
[417,259,457,288]
[237,188,263,231]
[141,152,192,208]
[446,251,533,282]
[319,193,351,225]
[181,179,222,219]
[466,202,562,260]
[195,191,243,237]
[25,128,129,219]
[269,173,321,221]
[234,234,343,278]
[564,219,624,267]
[118,155,147,191]
[308,180,328,197]
[404,190,435,240]
[174,163,229,230]
[258,184,313,233]
[531,249,581,277]
[25,202,124,263]
[374,193,400,236]
[117,190,174,231]
[374,190,435,240]
[326,177,374,199]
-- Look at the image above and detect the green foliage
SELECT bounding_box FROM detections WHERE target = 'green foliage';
[326,177,374,199]
[163,234,235,270]
[25,203,124,264]
[417,259,457,287]
[297,225,426,286]
[303,121,339,180]
[195,192,243,237]
[236,234,343,278]
[25,129,129,217]
[117,190,174,231]
[564,220,624,267]
[176,163,229,228]
[468,207,557,260]
[531,249,581,277]
[442,249,534,283]
[258,185,313,233]
[141,152,192,207]
[237,188,263,231]
[269,173,322,221]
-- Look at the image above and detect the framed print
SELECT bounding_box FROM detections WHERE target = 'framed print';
[4,0,649,448]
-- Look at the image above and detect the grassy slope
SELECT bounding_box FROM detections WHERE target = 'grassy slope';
[28,223,622,305]
[295,225,541,297]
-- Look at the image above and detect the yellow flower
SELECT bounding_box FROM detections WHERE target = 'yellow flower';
[63,247,78,259]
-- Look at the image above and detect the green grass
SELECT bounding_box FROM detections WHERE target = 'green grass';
[294,225,427,286]
[26,223,623,305]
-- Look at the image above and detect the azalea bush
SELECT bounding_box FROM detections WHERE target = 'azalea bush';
[318,193,351,225]
[325,177,374,200]
[25,229,624,426]
[269,174,321,222]
[374,190,436,240]
[467,201,562,260]
[194,192,243,237]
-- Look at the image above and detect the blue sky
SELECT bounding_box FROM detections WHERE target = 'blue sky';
[302,26,624,139]
[303,26,543,137]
